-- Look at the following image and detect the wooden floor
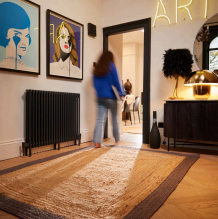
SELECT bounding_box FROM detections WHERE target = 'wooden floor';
[0,134,218,219]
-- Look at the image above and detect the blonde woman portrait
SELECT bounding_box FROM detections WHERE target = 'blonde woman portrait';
[50,21,81,78]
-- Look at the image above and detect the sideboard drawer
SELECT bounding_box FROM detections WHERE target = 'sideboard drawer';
[164,103,176,138]
[176,102,205,141]
[164,101,218,142]
[204,102,218,141]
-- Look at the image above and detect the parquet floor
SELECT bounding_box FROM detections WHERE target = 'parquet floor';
[0,134,218,219]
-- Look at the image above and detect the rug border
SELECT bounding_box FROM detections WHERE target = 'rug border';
[123,150,199,219]
[0,145,199,219]
[0,146,93,176]
[0,194,65,219]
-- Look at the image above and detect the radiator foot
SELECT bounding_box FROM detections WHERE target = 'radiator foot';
[22,143,28,156]
[79,134,81,146]
[29,147,32,157]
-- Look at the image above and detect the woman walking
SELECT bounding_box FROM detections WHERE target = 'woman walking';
[93,51,125,148]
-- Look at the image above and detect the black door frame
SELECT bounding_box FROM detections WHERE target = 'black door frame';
[203,25,218,70]
[103,18,151,144]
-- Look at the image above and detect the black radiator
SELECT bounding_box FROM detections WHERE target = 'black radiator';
[22,90,81,156]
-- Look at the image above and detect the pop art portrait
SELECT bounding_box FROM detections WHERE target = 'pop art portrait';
[0,0,40,74]
[47,10,83,80]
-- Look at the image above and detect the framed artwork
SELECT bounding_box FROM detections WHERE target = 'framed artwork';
[0,0,40,75]
[47,10,84,80]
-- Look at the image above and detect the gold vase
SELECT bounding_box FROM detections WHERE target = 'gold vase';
[169,76,184,100]
[193,85,211,99]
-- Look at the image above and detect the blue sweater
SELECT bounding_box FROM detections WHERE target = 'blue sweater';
[93,62,126,99]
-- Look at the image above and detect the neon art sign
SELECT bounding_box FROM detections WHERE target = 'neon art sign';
[153,0,208,27]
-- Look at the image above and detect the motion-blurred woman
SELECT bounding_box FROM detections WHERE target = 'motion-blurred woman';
[93,51,126,148]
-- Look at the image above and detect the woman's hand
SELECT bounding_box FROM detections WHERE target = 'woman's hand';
[121,96,125,101]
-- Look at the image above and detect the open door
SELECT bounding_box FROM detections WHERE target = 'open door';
[103,18,151,144]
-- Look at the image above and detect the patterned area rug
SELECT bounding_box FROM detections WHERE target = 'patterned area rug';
[0,146,199,219]
[123,126,142,134]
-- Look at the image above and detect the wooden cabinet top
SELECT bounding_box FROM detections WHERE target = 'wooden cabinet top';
[165,100,218,103]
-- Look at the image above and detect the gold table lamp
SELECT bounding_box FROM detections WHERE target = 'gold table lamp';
[184,70,218,99]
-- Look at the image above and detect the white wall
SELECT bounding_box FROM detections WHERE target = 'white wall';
[109,35,123,76]
[103,0,218,136]
[122,42,144,97]
[0,0,103,160]
[108,34,123,138]
[123,43,137,95]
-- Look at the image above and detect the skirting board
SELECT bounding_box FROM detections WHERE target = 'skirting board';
[0,129,94,161]
[0,129,165,161]
[0,139,23,161]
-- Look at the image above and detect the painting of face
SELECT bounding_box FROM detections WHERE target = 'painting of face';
[0,0,40,74]
[7,28,30,57]
[59,27,71,54]
[48,10,83,80]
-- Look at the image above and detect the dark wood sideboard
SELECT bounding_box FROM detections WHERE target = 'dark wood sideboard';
[164,100,218,151]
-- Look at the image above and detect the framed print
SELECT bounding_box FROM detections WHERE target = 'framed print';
[47,10,84,80]
[0,0,40,75]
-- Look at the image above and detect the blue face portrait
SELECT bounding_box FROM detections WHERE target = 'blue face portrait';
[0,2,31,58]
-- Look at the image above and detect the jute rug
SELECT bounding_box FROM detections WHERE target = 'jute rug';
[123,127,142,134]
[0,146,199,219]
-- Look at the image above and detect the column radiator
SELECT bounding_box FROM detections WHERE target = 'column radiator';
[22,90,81,156]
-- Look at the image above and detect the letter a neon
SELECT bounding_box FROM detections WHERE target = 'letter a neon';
[205,0,208,18]
[153,0,171,27]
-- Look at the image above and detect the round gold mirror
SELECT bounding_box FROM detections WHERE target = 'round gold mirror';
[193,13,218,73]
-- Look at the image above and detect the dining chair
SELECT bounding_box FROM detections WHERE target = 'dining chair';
[123,100,132,126]
[132,96,140,123]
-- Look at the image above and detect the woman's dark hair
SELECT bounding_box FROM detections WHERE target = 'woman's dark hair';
[93,50,114,77]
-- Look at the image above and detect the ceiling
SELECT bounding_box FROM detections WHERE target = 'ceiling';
[123,30,144,44]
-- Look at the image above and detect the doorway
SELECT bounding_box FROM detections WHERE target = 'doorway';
[103,18,151,144]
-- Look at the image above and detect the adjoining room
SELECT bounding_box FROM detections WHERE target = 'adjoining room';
[108,30,144,143]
